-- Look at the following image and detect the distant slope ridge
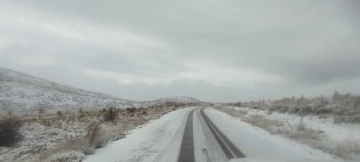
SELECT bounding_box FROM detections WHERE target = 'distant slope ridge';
[0,67,202,113]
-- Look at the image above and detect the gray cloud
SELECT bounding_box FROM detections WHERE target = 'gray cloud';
[1,0,360,101]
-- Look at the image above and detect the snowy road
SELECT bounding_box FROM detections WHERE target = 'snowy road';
[85,107,337,162]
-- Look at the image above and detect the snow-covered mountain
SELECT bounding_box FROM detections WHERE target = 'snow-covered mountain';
[0,67,202,114]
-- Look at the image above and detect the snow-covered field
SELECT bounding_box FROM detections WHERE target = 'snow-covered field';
[215,106,360,160]
[205,108,335,160]
[0,105,180,162]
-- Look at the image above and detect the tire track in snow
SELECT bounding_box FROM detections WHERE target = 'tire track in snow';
[200,108,246,159]
[194,109,228,162]
[152,108,190,162]
[177,109,196,162]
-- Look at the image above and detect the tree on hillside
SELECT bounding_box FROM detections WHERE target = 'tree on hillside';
[33,102,51,115]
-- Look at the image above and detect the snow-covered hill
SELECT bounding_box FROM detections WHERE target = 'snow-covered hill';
[138,96,202,107]
[153,96,201,103]
[0,67,202,114]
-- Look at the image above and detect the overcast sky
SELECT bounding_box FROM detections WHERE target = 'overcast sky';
[1,0,360,102]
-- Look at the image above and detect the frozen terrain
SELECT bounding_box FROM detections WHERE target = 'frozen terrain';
[216,106,360,161]
[0,104,180,162]
[84,107,344,162]
[0,67,202,115]
[0,67,204,162]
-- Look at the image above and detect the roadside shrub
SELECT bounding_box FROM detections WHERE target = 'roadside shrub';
[126,107,136,114]
[315,108,333,115]
[237,109,248,116]
[252,106,261,109]
[299,106,312,115]
[141,111,148,115]
[38,107,46,114]
[278,106,288,113]
[234,102,242,107]
[245,115,283,134]
[82,148,95,155]
[334,139,360,160]
[334,115,360,124]
[0,117,23,146]
[78,108,86,119]
[103,107,117,121]
[290,124,323,141]
[86,122,102,148]
[288,107,300,114]
[56,110,63,117]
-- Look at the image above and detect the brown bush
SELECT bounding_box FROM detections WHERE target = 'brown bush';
[86,122,102,148]
[234,102,242,107]
[141,111,148,116]
[56,110,63,117]
[103,107,117,121]
[78,108,86,119]
[126,107,136,114]
[0,117,23,146]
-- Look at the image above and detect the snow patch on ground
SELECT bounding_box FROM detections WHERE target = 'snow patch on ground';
[215,106,360,160]
[206,108,336,160]
[236,107,360,143]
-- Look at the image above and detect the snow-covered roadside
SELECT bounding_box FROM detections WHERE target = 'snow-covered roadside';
[234,107,360,143]
[0,105,184,162]
[213,106,360,160]
[205,108,336,160]
[84,107,197,162]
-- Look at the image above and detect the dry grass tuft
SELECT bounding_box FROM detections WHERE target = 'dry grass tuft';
[334,115,360,124]
[214,106,248,118]
[244,115,283,134]
[333,139,360,160]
